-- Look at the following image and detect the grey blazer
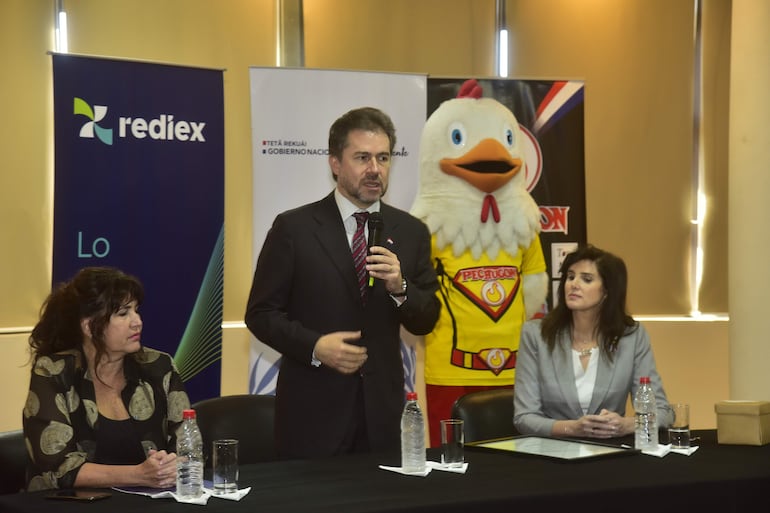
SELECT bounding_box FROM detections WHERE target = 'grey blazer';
[513,319,673,436]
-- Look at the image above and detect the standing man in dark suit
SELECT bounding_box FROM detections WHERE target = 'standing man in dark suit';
[245,107,440,459]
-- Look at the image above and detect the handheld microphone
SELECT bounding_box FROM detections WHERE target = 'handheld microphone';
[367,211,384,288]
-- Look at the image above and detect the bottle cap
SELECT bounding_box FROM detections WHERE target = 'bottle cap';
[406,392,418,401]
[639,376,651,384]
[182,409,196,420]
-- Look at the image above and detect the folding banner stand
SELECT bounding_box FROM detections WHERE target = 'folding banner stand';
[247,68,427,395]
[52,54,225,402]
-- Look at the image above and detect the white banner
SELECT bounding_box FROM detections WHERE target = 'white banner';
[248,68,427,394]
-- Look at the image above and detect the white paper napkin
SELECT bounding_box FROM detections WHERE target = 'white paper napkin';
[206,486,251,501]
[621,443,699,458]
[378,464,432,477]
[641,443,671,457]
[379,460,469,476]
[670,445,699,456]
[112,487,212,505]
[149,489,212,505]
[427,461,469,474]
[113,485,251,504]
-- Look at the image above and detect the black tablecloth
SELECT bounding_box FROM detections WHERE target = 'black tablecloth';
[1,430,767,513]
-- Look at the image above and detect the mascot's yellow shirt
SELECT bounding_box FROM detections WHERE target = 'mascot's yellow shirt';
[425,235,546,386]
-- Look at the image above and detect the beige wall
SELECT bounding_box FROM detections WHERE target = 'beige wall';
[507,0,730,315]
[0,0,56,328]
[0,0,738,432]
[728,0,770,397]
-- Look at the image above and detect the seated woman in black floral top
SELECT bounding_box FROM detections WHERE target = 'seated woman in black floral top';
[23,267,191,491]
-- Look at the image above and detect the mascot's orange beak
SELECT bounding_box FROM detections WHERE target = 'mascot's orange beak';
[439,138,522,194]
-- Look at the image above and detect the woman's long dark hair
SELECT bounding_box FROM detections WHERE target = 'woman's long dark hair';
[541,245,636,360]
[29,267,144,380]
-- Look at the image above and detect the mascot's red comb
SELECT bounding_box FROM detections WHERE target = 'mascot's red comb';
[457,78,483,99]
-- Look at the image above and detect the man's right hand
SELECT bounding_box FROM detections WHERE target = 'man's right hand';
[313,331,368,374]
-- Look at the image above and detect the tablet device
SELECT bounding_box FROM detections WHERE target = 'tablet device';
[46,489,112,501]
[466,435,639,461]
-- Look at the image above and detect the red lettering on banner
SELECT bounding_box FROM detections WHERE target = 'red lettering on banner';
[540,206,570,234]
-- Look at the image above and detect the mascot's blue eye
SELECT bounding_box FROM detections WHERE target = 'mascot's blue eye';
[504,125,515,147]
[448,122,466,148]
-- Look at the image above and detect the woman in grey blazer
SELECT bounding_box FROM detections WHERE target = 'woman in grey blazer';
[513,245,673,438]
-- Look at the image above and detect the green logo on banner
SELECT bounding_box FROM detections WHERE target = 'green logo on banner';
[74,97,113,145]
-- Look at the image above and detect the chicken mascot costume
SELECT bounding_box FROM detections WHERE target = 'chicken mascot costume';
[411,79,548,446]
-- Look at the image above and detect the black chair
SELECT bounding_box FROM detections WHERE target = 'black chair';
[0,429,27,494]
[450,388,518,443]
[191,394,278,467]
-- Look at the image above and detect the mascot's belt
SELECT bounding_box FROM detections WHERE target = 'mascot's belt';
[450,347,517,375]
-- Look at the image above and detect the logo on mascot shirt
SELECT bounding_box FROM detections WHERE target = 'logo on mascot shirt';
[453,265,520,321]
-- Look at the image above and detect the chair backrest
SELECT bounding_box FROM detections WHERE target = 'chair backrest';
[450,388,517,443]
[191,394,278,466]
[0,429,27,494]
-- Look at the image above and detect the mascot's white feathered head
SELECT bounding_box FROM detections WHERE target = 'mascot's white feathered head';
[411,79,541,261]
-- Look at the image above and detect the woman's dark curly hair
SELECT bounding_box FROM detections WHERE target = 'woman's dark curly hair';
[29,267,144,379]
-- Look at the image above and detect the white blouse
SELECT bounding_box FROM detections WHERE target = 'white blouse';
[572,349,599,415]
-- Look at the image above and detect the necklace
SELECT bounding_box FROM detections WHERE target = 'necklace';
[571,329,597,357]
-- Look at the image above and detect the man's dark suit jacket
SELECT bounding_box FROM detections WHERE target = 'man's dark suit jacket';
[245,192,440,459]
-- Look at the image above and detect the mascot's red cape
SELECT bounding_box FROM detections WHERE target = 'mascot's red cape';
[410,79,548,446]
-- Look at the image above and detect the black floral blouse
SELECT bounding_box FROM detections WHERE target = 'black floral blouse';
[22,347,190,491]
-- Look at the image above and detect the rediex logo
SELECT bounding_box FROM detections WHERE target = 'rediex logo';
[73,97,207,145]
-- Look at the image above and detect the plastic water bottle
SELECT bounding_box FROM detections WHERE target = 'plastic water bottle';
[176,409,204,498]
[400,392,426,473]
[633,376,658,450]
